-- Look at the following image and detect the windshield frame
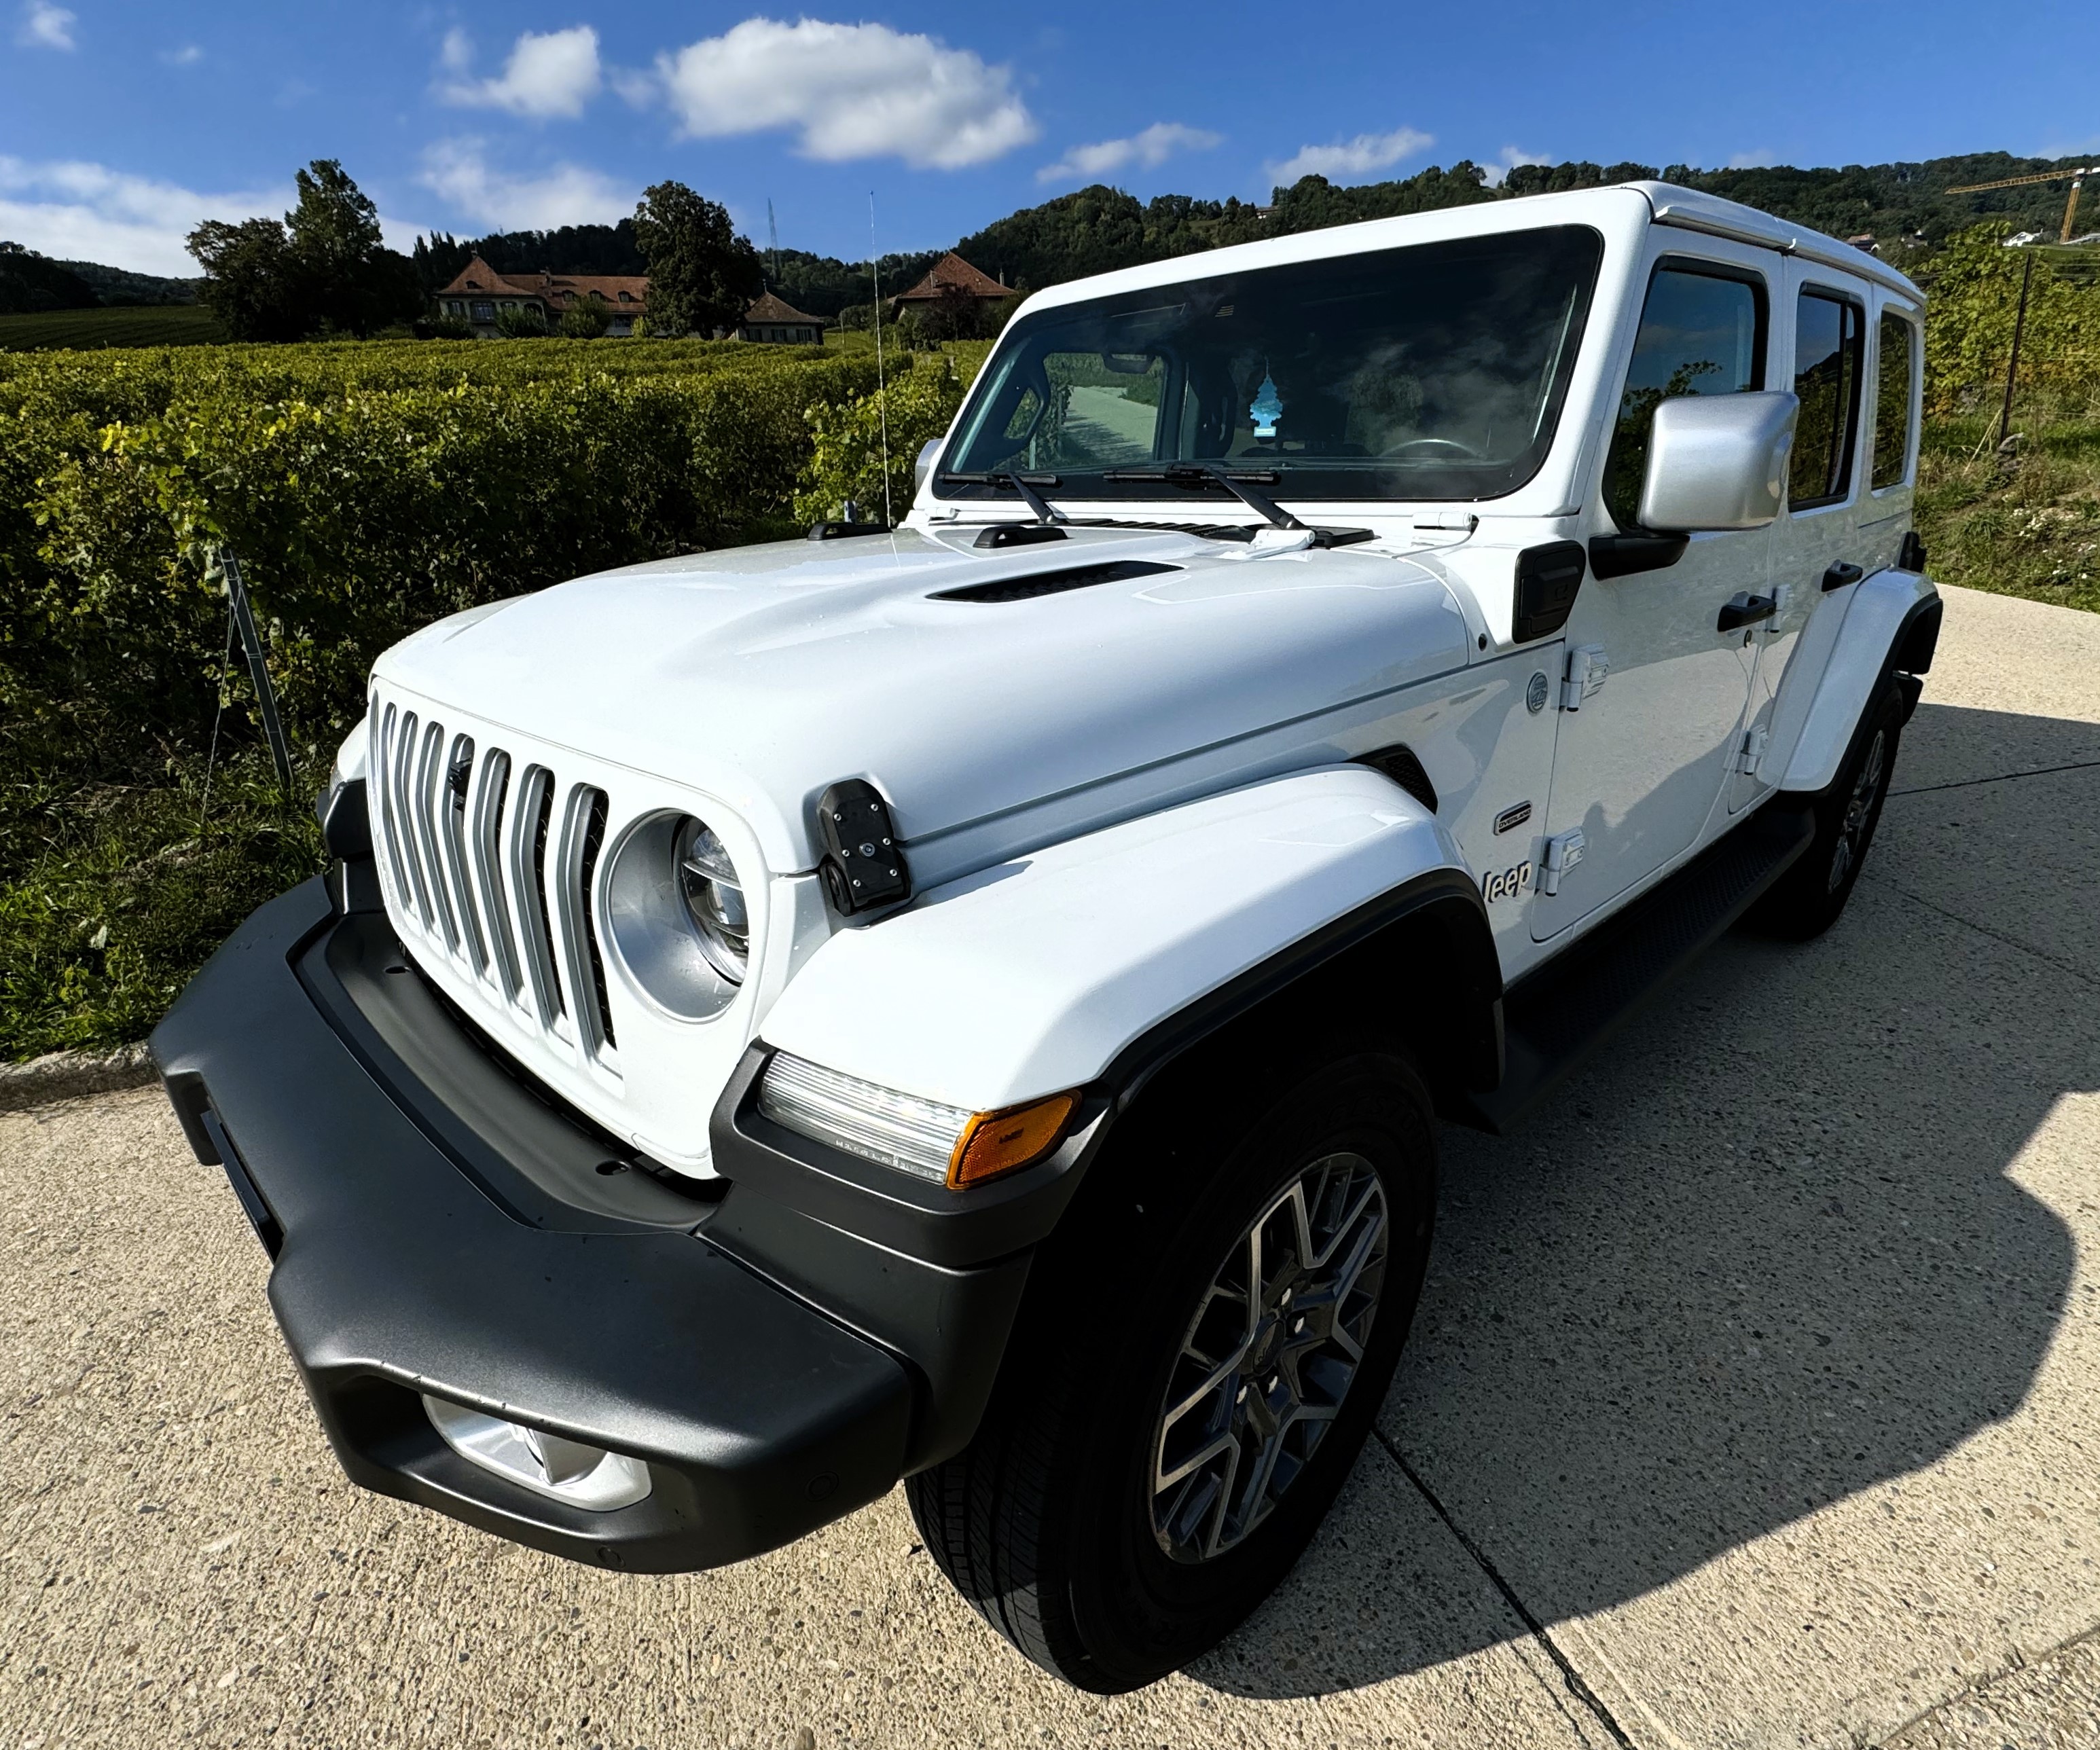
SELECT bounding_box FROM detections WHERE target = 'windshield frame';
[934,222,1608,512]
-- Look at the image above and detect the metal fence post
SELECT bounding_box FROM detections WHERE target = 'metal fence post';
[215,547,295,796]
[1995,249,2035,453]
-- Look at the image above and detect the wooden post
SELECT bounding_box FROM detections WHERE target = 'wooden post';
[1996,249,2035,453]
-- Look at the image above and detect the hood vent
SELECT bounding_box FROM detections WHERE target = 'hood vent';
[930,560,1179,605]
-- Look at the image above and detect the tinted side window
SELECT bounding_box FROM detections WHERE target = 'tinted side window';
[1872,312,1917,491]
[1790,291,1865,509]
[1602,262,1766,530]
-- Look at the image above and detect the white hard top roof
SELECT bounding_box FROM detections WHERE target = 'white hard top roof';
[1627,181,1922,301]
[1017,181,1922,314]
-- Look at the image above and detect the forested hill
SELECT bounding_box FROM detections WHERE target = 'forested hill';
[402,150,2089,317]
[950,151,2097,295]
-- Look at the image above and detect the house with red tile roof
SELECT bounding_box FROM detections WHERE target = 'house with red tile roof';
[436,257,649,337]
[738,291,827,345]
[892,253,1012,306]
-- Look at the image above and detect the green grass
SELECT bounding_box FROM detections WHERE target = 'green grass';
[1917,401,2100,616]
[0,748,324,1060]
[0,304,228,351]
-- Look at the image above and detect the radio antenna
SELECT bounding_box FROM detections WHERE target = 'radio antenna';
[869,190,893,528]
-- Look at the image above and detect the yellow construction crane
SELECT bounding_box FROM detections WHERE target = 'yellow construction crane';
[1945,166,2092,242]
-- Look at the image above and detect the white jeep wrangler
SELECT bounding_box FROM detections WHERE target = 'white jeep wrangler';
[156,182,1940,1691]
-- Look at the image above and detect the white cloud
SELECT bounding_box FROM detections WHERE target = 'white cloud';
[653,18,1035,170]
[1266,126,1432,186]
[160,43,204,67]
[0,156,290,275]
[1036,122,1223,185]
[419,137,634,230]
[1727,149,1776,170]
[1481,145,1553,189]
[441,25,602,120]
[16,1,75,49]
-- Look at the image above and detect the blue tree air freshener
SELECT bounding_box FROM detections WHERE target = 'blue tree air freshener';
[1249,365,1284,438]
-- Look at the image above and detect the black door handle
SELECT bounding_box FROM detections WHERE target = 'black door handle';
[1717,591,1778,633]
[1821,561,1864,593]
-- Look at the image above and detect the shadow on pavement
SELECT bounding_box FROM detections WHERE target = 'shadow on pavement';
[1199,701,2099,1699]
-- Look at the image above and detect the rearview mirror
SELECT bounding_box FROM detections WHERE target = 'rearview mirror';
[914,437,943,498]
[1639,390,1799,532]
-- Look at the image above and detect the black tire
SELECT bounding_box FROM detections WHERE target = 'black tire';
[907,1045,1437,1692]
[1750,676,1905,940]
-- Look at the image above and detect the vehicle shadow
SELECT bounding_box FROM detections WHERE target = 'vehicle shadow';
[1197,701,2100,1698]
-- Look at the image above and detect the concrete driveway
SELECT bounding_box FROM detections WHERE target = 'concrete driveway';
[4,583,2097,1749]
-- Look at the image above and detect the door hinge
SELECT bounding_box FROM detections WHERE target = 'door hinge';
[1561,644,1608,710]
[1737,725,1769,776]
[1539,829,1586,896]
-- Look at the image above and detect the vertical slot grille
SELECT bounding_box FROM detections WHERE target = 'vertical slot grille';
[391,710,434,928]
[575,788,616,1051]
[374,703,412,913]
[516,765,565,1023]
[473,749,520,999]
[551,784,617,1057]
[370,690,653,1089]
[441,733,488,974]
[412,718,460,951]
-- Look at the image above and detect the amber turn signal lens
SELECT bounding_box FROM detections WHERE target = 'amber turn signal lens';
[947,1092,1079,1190]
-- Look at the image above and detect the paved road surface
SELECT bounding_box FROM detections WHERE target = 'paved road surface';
[4,584,2098,1749]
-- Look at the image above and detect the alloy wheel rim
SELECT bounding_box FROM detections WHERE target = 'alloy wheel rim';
[1828,729,1887,894]
[1149,1152,1390,1564]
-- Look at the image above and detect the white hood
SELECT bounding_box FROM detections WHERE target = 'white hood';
[373,525,1474,877]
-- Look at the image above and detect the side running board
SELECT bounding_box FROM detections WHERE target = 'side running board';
[1461,802,1816,1135]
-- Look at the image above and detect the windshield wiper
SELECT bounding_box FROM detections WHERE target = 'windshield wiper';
[1101,464,1377,547]
[937,471,1066,524]
[1104,462,1306,530]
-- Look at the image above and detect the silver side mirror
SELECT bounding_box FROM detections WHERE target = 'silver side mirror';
[914,437,943,498]
[1639,390,1799,532]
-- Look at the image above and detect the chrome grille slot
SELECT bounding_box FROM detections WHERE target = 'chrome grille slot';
[441,733,489,974]
[473,749,521,1000]
[390,708,435,928]
[509,763,566,1027]
[556,784,617,1058]
[374,702,414,915]
[412,718,460,951]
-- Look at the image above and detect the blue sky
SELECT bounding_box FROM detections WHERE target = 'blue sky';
[3,0,2096,276]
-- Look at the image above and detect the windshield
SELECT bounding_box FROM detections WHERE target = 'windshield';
[939,225,1604,507]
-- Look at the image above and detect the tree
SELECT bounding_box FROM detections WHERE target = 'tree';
[187,159,422,341]
[288,160,422,335]
[412,232,474,295]
[0,241,101,314]
[494,301,547,338]
[186,215,306,341]
[557,297,611,338]
[631,181,762,337]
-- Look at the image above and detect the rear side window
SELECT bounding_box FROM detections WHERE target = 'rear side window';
[1790,291,1865,509]
[1602,261,1767,530]
[1872,312,1917,491]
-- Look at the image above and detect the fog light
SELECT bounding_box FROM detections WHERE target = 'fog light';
[422,1396,652,1512]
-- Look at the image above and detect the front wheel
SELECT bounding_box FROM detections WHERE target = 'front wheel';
[1750,676,1906,940]
[907,1048,1437,1692]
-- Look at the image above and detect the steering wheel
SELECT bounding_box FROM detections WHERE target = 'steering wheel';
[1379,436,1485,460]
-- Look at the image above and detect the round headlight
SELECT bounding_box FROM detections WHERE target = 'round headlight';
[602,812,751,1021]
[676,818,748,985]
